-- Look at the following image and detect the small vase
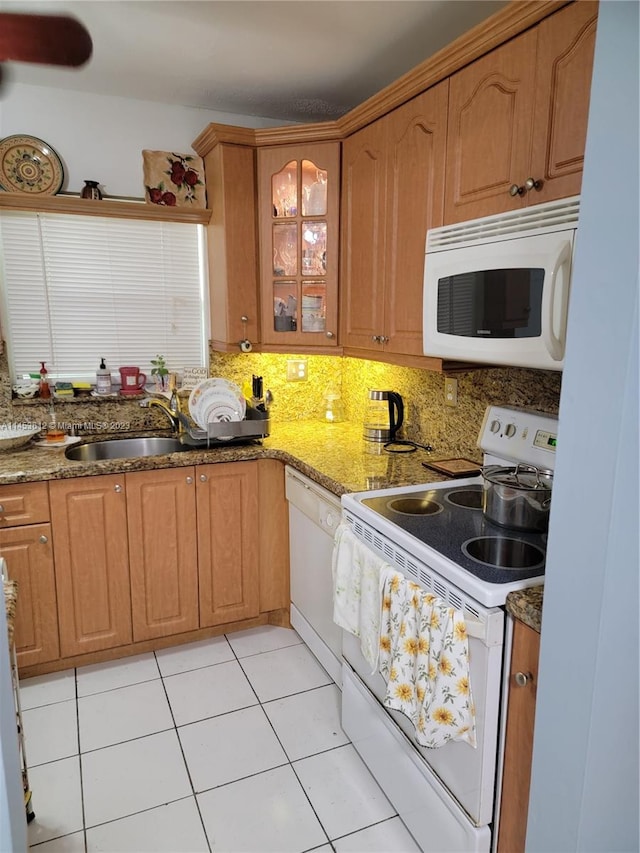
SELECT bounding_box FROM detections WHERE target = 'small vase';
[81,180,102,200]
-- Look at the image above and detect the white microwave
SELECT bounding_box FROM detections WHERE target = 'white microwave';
[423,196,579,370]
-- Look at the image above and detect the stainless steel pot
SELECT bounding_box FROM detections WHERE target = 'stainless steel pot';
[482,464,553,532]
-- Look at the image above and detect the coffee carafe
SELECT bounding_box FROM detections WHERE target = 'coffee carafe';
[363,390,404,446]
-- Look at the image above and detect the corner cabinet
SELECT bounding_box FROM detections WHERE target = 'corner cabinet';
[444,1,598,224]
[340,83,448,361]
[497,618,541,853]
[258,142,340,350]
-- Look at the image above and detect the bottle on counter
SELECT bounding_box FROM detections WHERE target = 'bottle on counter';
[39,361,50,399]
[96,357,112,395]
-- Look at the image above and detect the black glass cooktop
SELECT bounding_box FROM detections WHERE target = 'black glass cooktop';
[360,484,546,585]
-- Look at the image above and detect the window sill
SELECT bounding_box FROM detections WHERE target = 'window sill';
[0,192,211,225]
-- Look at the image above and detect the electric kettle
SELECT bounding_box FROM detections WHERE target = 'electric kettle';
[363,390,404,445]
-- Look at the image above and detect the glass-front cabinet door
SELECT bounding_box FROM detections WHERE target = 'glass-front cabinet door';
[258,142,340,347]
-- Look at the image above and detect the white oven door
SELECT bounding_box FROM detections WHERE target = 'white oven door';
[342,592,504,824]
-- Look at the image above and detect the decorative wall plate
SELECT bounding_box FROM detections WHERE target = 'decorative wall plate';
[0,135,64,195]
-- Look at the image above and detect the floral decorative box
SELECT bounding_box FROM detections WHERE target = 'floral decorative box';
[142,150,207,208]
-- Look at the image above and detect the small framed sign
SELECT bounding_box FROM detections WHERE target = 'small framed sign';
[181,367,208,390]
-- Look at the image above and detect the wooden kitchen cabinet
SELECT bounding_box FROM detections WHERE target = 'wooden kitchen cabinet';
[126,468,199,642]
[497,618,541,853]
[0,482,60,668]
[49,475,132,657]
[0,524,59,668]
[192,124,260,352]
[445,1,597,224]
[258,141,340,350]
[196,461,260,627]
[257,459,289,614]
[340,83,448,359]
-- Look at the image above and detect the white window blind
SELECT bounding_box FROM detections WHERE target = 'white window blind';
[0,211,208,381]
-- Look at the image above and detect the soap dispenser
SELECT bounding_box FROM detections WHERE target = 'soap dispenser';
[96,357,112,395]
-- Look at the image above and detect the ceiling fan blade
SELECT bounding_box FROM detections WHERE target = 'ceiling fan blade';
[0,13,92,67]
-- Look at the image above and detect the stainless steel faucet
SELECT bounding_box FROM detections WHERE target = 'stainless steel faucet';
[140,390,182,435]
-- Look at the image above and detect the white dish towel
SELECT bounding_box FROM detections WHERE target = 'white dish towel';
[332,521,395,672]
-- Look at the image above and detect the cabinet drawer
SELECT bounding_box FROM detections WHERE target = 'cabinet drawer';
[0,482,50,527]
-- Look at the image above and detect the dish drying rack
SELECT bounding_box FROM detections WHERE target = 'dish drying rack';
[177,405,270,448]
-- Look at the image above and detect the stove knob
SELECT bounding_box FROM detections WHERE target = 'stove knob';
[505,423,517,438]
[490,419,501,434]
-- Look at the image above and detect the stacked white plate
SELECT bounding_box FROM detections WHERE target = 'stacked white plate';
[188,378,246,438]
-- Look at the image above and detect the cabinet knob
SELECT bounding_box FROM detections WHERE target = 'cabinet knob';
[381,336,389,344]
[39,534,48,544]
[509,183,525,197]
[199,474,207,483]
[114,484,122,493]
[186,476,194,485]
[514,671,532,687]
[325,331,335,339]
[0,504,4,513]
[525,177,542,192]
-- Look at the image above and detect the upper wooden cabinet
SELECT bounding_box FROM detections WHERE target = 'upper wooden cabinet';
[444,1,597,223]
[192,125,260,352]
[258,142,340,350]
[341,83,448,358]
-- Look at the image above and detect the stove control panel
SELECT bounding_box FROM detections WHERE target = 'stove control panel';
[478,405,558,470]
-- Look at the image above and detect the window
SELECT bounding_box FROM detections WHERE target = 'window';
[0,211,208,381]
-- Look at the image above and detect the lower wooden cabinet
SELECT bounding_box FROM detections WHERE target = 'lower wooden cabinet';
[0,522,59,667]
[49,475,133,657]
[126,468,199,642]
[497,618,541,853]
[12,459,290,673]
[197,461,260,627]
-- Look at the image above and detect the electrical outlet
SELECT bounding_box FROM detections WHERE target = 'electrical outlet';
[286,359,308,381]
[444,377,458,407]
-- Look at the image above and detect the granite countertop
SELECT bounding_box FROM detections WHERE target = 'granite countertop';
[0,419,542,630]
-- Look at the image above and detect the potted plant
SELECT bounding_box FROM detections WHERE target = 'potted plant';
[150,354,169,391]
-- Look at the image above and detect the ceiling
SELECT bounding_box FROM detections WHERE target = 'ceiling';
[1,0,508,123]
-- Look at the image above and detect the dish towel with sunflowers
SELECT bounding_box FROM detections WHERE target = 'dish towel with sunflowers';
[378,571,477,749]
[332,521,395,671]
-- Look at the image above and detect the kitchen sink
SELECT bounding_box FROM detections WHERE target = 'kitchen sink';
[65,436,191,462]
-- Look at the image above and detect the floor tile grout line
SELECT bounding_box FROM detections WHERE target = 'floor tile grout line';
[80,793,197,836]
[74,666,89,852]
[155,649,213,853]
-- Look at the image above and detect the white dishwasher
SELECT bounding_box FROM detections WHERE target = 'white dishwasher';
[285,465,342,686]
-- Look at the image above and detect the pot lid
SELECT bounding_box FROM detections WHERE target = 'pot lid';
[482,464,553,491]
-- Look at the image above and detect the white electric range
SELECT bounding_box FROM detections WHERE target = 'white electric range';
[339,405,558,853]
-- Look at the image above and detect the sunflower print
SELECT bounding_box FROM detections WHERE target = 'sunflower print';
[378,568,476,749]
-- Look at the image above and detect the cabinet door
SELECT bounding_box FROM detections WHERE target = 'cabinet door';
[530,0,598,204]
[204,142,260,350]
[196,461,259,627]
[257,459,289,614]
[497,619,541,853]
[126,468,199,642]
[50,476,132,657]
[340,119,388,350]
[383,83,448,356]
[444,30,537,224]
[259,142,340,347]
[0,523,59,667]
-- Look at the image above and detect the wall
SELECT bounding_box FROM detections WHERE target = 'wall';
[0,82,285,198]
[526,2,639,850]
[0,343,561,460]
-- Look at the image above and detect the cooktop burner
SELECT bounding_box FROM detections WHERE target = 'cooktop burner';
[360,482,546,585]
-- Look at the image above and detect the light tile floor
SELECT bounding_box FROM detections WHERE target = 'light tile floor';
[20,625,421,853]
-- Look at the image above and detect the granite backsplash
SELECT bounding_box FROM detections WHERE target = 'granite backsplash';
[0,346,561,458]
